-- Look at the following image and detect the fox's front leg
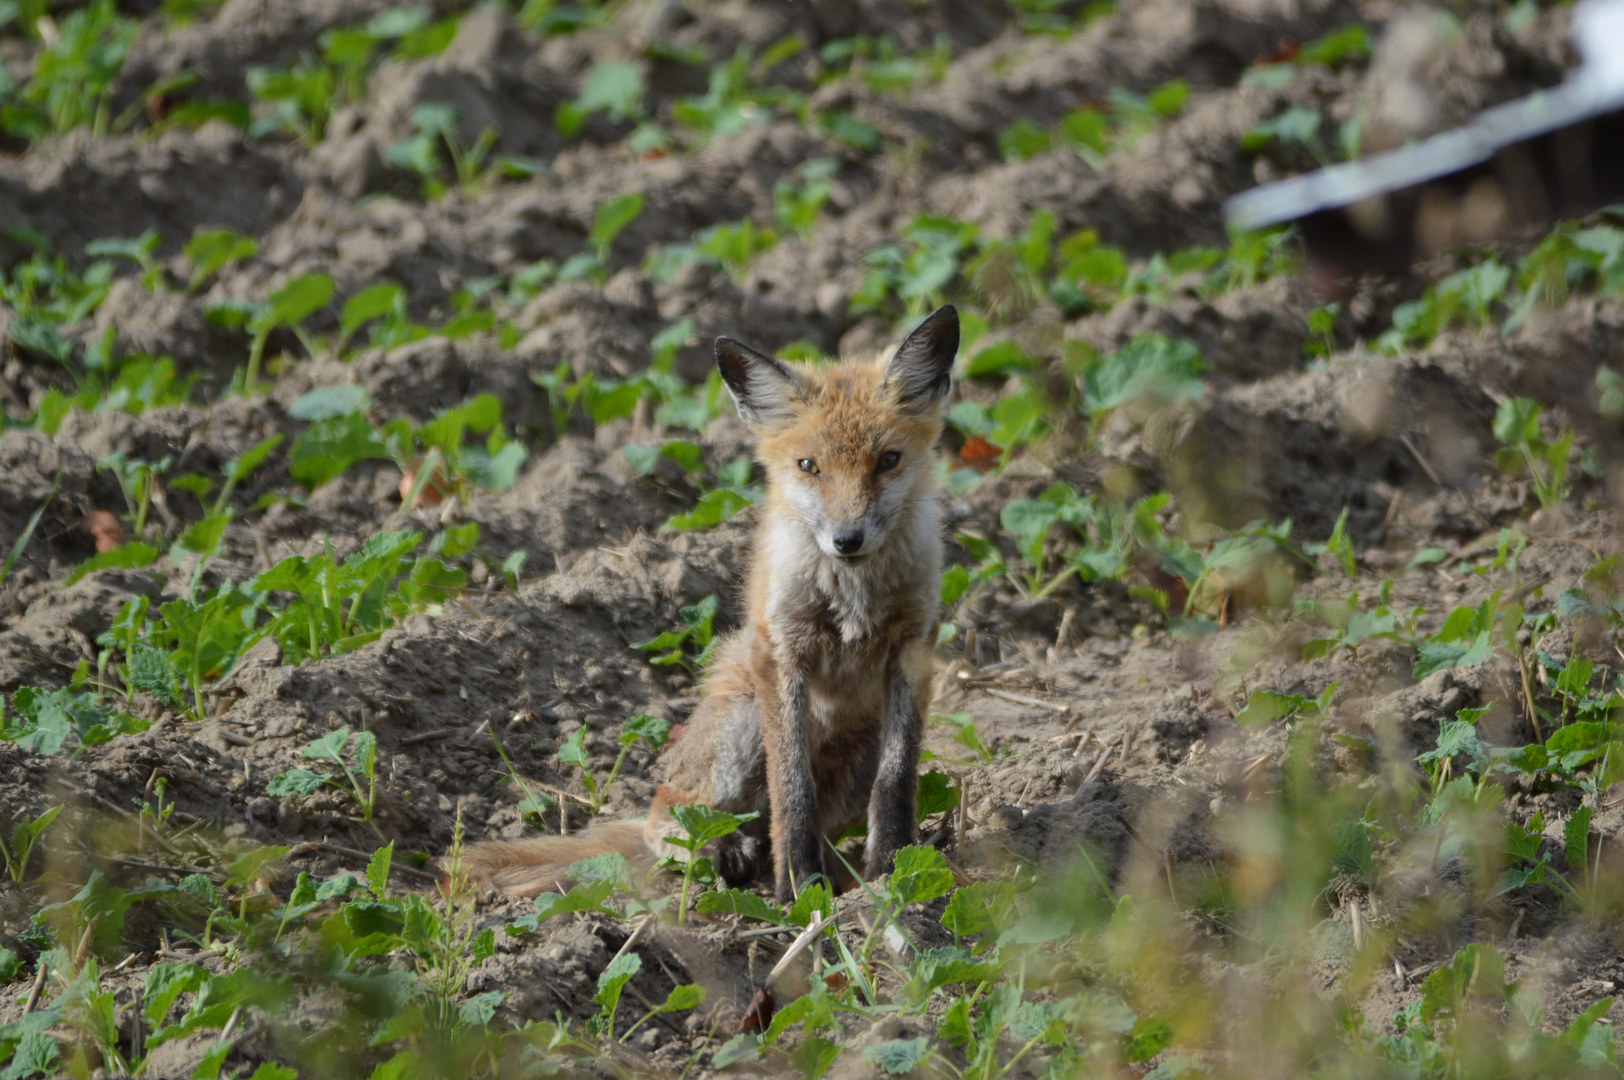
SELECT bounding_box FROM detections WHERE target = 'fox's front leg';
[761,669,828,901]
[865,661,922,878]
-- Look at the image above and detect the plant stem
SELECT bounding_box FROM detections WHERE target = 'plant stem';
[244,330,269,397]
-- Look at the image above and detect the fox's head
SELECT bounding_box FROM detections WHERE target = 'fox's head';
[715,305,959,565]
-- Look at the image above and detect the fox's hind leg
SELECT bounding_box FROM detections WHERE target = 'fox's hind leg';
[646,673,771,885]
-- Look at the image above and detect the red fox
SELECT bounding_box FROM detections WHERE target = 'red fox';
[464,305,959,902]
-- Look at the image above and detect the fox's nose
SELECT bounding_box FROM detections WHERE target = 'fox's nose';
[833,529,864,555]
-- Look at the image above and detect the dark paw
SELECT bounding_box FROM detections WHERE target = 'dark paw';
[714,833,764,888]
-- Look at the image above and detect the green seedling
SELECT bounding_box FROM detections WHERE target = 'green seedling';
[556,714,672,815]
[97,451,169,543]
[931,713,996,768]
[557,59,644,136]
[1,685,149,756]
[0,469,54,590]
[1493,397,1574,512]
[386,103,498,200]
[666,802,759,924]
[290,392,527,501]
[633,595,719,669]
[1305,303,1340,359]
[211,433,282,516]
[1,805,61,884]
[0,0,135,140]
[184,227,256,293]
[490,729,556,829]
[664,458,763,530]
[1234,683,1335,728]
[573,192,646,281]
[620,983,706,1043]
[416,819,501,1036]
[267,727,380,826]
[506,855,628,932]
[253,530,467,661]
[999,481,1093,596]
[1491,808,1603,917]
[1078,334,1207,426]
[1378,259,1512,353]
[239,273,334,395]
[1413,593,1502,678]
[591,953,641,1038]
[774,158,837,235]
[853,215,980,316]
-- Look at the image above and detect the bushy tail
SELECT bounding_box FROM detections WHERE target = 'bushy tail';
[458,820,653,898]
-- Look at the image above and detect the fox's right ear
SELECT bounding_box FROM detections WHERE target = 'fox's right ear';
[715,337,804,427]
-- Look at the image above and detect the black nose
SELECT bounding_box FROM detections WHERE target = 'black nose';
[833,529,864,555]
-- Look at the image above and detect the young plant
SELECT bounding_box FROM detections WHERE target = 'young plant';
[664,458,763,531]
[0,0,136,141]
[556,59,645,136]
[998,482,1094,596]
[210,273,334,395]
[665,802,760,923]
[386,103,498,200]
[97,451,170,543]
[1,686,149,756]
[184,227,256,293]
[632,595,719,670]
[266,727,380,827]
[1,805,62,884]
[555,715,672,815]
[1493,397,1574,512]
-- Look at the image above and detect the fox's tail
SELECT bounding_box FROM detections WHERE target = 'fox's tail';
[458,785,703,897]
[457,820,653,898]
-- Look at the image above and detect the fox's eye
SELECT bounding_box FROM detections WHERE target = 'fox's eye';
[876,451,901,472]
[798,458,817,474]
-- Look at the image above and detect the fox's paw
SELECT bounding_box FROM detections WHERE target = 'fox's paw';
[713,832,764,888]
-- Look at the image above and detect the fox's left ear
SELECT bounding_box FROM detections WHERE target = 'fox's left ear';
[884,304,958,415]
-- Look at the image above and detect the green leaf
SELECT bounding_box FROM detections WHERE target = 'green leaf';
[1565,805,1594,872]
[291,412,392,489]
[863,1037,932,1075]
[654,984,707,1013]
[887,845,953,906]
[789,1035,842,1080]
[227,434,283,483]
[340,283,405,343]
[1083,334,1207,419]
[619,714,672,749]
[712,1033,762,1068]
[668,802,759,848]
[665,487,755,530]
[696,888,786,924]
[916,769,959,821]
[66,541,158,585]
[257,273,334,332]
[367,842,393,899]
[588,194,646,259]
[507,879,617,932]
[227,844,291,886]
[302,728,352,765]
[185,228,256,291]
[592,952,642,1034]
[266,768,327,796]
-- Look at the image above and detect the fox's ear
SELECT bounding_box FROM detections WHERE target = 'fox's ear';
[884,304,958,414]
[715,337,804,427]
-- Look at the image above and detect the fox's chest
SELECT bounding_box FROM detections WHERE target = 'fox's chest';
[804,643,891,741]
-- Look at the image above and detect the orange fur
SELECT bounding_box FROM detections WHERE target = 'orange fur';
[462,307,960,901]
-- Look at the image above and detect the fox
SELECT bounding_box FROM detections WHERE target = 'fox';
[463,304,959,903]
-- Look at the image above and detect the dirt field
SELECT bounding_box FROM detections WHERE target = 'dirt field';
[2,0,1623,1077]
